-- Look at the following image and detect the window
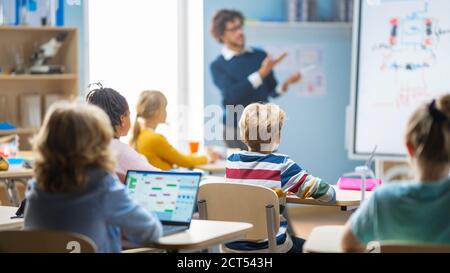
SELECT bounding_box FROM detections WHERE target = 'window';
[88,0,179,145]
[87,0,204,150]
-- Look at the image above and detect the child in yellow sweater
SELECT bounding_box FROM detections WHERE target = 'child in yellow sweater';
[130,91,218,171]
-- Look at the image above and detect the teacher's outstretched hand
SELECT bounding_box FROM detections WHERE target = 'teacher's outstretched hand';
[280,72,302,93]
[258,52,288,78]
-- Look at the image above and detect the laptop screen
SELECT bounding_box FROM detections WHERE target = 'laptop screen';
[126,171,201,223]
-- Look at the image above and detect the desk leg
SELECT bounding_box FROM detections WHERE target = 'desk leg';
[10,179,20,207]
[5,179,20,207]
[341,206,358,212]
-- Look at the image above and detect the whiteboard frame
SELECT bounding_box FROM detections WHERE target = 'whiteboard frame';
[348,0,408,161]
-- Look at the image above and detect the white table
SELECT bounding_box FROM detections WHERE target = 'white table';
[303,225,346,253]
[196,161,226,175]
[145,220,253,252]
[287,186,374,211]
[0,206,24,231]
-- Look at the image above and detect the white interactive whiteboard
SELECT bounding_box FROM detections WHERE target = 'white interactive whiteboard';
[350,0,450,159]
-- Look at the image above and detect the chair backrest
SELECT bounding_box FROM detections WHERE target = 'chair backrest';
[368,241,450,253]
[0,230,97,253]
[198,182,280,241]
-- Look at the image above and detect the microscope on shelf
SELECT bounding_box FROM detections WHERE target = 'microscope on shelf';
[30,32,68,74]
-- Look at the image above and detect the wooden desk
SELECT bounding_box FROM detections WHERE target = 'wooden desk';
[0,165,33,206]
[303,225,345,253]
[197,161,226,175]
[201,175,225,185]
[0,206,24,232]
[0,165,34,180]
[287,186,373,211]
[16,151,36,158]
[146,220,253,252]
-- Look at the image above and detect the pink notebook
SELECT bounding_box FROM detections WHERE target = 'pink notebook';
[337,177,382,191]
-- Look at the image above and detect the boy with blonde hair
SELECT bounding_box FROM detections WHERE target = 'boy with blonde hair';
[225,103,336,253]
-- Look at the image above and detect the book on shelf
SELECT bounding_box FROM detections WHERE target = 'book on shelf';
[287,0,354,23]
[20,94,41,128]
[0,0,64,26]
[0,95,11,122]
[336,0,354,22]
[0,0,17,25]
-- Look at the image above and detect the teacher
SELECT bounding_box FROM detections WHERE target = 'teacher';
[210,9,302,150]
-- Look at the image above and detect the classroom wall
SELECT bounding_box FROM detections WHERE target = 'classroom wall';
[204,0,363,183]
[67,0,363,182]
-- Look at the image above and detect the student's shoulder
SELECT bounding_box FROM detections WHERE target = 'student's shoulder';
[372,181,417,201]
[140,130,167,143]
[271,152,295,163]
[25,179,39,198]
[111,139,131,153]
[226,151,244,162]
[87,169,122,191]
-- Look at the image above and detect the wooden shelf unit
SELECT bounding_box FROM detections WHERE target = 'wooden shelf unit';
[0,26,80,150]
[0,74,78,81]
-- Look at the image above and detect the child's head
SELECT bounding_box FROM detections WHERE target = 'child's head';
[405,94,450,175]
[86,87,130,138]
[135,90,168,123]
[33,102,115,193]
[239,103,286,153]
[130,90,168,147]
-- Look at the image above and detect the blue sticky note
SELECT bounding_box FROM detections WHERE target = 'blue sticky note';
[0,122,17,130]
[8,157,24,165]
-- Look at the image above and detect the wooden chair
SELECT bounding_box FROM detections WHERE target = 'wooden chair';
[197,182,280,253]
[0,231,97,253]
[368,241,450,253]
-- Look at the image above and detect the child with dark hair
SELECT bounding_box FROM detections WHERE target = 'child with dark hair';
[86,86,159,182]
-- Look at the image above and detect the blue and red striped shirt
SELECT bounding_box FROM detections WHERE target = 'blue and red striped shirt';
[226,151,335,201]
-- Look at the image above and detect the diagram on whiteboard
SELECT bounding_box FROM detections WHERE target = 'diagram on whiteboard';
[354,0,450,156]
[368,0,450,108]
[263,45,326,97]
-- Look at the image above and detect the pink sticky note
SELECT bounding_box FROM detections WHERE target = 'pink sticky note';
[337,177,382,191]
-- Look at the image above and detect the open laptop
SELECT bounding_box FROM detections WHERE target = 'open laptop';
[125,170,202,236]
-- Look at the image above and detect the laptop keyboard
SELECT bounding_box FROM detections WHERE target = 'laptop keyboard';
[163,225,187,236]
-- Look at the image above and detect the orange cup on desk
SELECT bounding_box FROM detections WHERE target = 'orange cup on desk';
[189,141,200,154]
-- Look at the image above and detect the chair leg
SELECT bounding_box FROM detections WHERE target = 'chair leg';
[265,205,277,253]
[197,200,208,220]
